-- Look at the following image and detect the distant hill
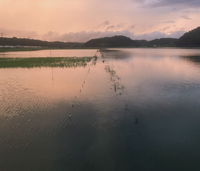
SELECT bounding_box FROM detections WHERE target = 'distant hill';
[1,26,200,48]
[84,36,178,48]
[84,36,138,47]
[0,37,83,48]
[177,27,200,47]
[83,27,200,47]
[148,38,178,47]
[134,40,148,47]
[135,38,178,47]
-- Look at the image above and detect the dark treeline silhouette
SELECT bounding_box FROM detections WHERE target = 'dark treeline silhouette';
[84,36,179,47]
[84,35,138,47]
[0,37,83,48]
[177,27,200,47]
[134,38,178,47]
[84,27,200,47]
[1,26,200,48]
[144,38,177,47]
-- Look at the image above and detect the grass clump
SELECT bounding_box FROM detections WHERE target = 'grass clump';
[0,57,94,68]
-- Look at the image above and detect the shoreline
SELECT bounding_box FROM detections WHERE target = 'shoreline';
[1,46,200,53]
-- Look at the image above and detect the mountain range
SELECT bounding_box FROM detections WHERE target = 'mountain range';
[1,27,200,48]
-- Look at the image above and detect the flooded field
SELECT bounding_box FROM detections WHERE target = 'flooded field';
[1,48,200,171]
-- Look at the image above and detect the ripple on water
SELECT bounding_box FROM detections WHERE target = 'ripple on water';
[1,49,200,170]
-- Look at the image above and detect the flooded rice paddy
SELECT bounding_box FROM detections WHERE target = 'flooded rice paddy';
[1,48,200,171]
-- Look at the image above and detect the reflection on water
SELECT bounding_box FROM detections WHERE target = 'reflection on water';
[0,49,97,58]
[100,49,132,59]
[182,55,200,64]
[1,48,200,171]
[104,65,125,94]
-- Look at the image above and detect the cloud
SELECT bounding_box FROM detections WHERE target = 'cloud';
[0,28,39,39]
[133,30,186,40]
[115,23,126,29]
[0,27,186,42]
[95,21,110,29]
[133,0,200,8]
[169,30,186,38]
[105,23,126,31]
[159,26,172,32]
[43,30,186,42]
[158,21,176,23]
[43,30,135,42]
[134,31,167,40]
[180,15,191,20]
[106,25,116,31]
[129,25,135,29]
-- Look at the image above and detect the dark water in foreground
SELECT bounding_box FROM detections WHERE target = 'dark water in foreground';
[1,48,200,171]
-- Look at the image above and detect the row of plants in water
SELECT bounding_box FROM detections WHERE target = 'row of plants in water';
[0,56,97,68]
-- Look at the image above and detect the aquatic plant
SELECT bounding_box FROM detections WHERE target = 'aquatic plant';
[104,65,125,95]
[125,104,129,111]
[0,57,94,68]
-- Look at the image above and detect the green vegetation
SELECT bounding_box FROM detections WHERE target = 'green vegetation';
[105,65,125,93]
[0,57,94,68]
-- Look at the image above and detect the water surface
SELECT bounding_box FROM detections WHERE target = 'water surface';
[1,48,200,171]
[0,49,97,58]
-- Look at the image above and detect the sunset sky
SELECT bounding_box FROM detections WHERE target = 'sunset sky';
[0,0,200,42]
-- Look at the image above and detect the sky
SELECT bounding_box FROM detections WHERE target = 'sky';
[0,0,200,42]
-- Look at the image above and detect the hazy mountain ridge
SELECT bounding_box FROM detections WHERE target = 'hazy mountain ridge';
[0,27,200,48]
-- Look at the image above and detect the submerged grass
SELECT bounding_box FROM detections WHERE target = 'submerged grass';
[0,57,93,68]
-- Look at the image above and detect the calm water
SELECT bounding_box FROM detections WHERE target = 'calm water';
[1,48,200,171]
[0,49,97,58]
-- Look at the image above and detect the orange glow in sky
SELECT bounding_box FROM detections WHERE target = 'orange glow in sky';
[0,0,200,42]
